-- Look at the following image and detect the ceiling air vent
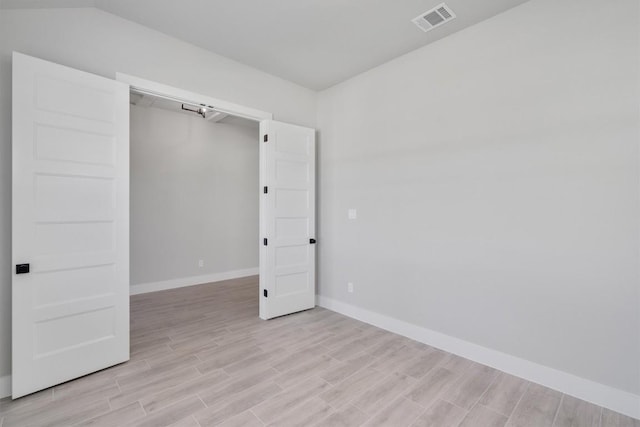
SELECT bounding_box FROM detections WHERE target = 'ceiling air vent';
[412,3,456,33]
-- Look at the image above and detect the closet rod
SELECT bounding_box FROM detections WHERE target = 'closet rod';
[129,86,243,120]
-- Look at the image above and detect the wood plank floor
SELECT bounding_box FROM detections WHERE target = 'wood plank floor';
[0,276,637,427]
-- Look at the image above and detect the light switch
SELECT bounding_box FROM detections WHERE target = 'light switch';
[348,209,357,220]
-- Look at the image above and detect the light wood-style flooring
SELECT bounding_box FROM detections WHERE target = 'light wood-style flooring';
[0,276,637,427]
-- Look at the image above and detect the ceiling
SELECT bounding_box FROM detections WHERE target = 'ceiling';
[1,0,531,90]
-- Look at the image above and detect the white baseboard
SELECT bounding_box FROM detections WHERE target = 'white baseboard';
[131,268,258,295]
[316,295,640,421]
[0,375,10,398]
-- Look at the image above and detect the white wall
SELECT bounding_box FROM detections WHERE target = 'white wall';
[131,105,258,287]
[317,0,639,403]
[0,7,317,380]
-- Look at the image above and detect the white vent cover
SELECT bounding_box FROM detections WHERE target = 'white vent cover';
[412,3,456,32]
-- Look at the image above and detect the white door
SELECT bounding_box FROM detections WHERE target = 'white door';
[259,120,316,320]
[12,52,129,398]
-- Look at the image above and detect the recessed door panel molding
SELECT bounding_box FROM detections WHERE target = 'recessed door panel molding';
[35,174,115,222]
[35,124,116,166]
[12,52,129,398]
[259,120,316,319]
[35,75,116,122]
[35,222,115,255]
[275,159,309,183]
[275,245,309,267]
[275,217,309,239]
[274,189,309,215]
[34,264,116,307]
[274,131,311,156]
[34,307,116,356]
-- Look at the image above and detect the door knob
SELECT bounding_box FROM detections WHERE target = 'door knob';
[16,264,30,274]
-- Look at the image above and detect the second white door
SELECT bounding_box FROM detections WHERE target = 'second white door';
[259,120,316,320]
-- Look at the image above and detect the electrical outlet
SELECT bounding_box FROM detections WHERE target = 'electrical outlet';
[198,259,204,268]
[347,282,354,293]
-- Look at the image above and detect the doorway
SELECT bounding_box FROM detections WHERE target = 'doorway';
[128,89,260,296]
[119,74,318,321]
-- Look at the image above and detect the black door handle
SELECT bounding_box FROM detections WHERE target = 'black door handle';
[16,264,30,274]
[310,239,316,244]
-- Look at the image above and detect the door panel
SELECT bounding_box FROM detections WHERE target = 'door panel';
[12,52,129,398]
[259,120,315,320]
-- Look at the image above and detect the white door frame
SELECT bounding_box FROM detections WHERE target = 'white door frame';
[115,73,273,123]
[116,74,274,312]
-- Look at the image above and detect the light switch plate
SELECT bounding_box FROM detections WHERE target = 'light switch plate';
[348,209,357,220]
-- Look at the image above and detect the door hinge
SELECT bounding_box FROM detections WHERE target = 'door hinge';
[263,186,268,194]
[310,239,317,244]
[263,289,268,298]
[263,134,268,142]
[263,238,268,246]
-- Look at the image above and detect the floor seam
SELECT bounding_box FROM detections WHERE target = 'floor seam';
[505,381,531,426]
[598,406,603,427]
[550,393,564,427]
[463,369,501,416]
[249,409,266,426]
